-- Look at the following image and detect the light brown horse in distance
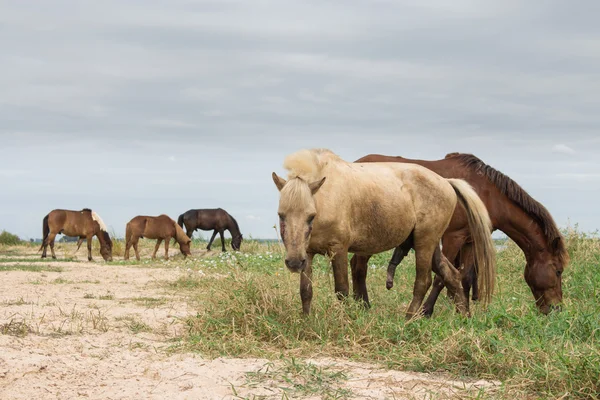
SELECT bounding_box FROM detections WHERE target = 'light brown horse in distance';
[124,215,191,261]
[40,209,113,262]
[272,148,496,319]
[356,153,569,315]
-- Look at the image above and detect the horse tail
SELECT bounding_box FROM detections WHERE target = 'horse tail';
[39,214,50,252]
[447,179,496,306]
[177,213,184,229]
[125,222,132,247]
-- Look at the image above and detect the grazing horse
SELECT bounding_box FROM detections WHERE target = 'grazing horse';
[177,208,243,252]
[272,149,496,319]
[356,153,569,315]
[40,209,113,262]
[125,214,191,261]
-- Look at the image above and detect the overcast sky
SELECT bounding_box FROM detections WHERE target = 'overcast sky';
[1,0,599,240]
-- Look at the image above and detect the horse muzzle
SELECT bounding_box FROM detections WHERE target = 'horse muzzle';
[285,258,307,272]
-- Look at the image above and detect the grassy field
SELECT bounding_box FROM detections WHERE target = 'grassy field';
[167,231,599,399]
[1,231,598,398]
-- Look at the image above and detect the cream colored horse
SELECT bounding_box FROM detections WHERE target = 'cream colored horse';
[272,149,496,319]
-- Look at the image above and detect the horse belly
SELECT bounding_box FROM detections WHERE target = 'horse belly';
[348,197,416,255]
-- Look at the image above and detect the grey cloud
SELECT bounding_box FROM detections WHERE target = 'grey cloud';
[1,0,599,239]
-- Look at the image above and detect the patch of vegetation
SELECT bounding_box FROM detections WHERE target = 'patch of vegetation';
[98,292,114,300]
[4,297,33,306]
[1,319,32,337]
[83,293,96,299]
[128,297,168,308]
[176,231,599,399]
[117,316,153,334]
[52,277,73,284]
[0,230,22,245]
[0,257,76,263]
[0,264,64,272]
[239,357,352,399]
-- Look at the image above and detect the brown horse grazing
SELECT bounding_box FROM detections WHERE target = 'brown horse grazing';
[272,149,496,319]
[40,209,113,262]
[124,215,191,261]
[177,208,243,252]
[355,153,569,315]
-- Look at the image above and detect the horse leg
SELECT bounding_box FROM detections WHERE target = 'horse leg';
[48,232,58,259]
[41,235,49,258]
[300,253,315,314]
[152,238,163,259]
[219,231,226,252]
[350,254,371,308]
[331,249,350,300]
[76,237,85,252]
[386,234,414,290]
[164,237,170,260]
[430,246,468,316]
[422,233,465,317]
[133,238,141,261]
[207,230,218,251]
[86,236,93,261]
[406,233,437,320]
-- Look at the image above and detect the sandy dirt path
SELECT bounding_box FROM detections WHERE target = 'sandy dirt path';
[0,252,498,399]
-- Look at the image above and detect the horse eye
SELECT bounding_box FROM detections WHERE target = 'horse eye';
[556,270,562,277]
[307,215,315,225]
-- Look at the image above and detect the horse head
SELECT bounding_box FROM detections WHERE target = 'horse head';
[272,172,325,272]
[232,234,243,251]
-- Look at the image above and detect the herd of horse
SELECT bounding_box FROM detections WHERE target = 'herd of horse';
[39,208,243,262]
[37,149,568,318]
[272,149,568,318]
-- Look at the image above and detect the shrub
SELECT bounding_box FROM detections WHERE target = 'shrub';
[0,230,21,245]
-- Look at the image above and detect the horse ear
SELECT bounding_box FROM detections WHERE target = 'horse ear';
[309,177,326,195]
[272,172,287,191]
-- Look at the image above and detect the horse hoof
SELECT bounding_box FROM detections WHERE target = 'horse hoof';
[386,281,394,290]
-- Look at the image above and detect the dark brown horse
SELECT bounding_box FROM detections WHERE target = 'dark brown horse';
[125,215,191,261]
[177,208,243,252]
[40,209,113,262]
[354,153,569,315]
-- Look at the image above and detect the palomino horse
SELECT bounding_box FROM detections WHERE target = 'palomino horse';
[177,208,243,251]
[356,153,569,315]
[272,149,496,319]
[125,215,191,260]
[40,209,113,262]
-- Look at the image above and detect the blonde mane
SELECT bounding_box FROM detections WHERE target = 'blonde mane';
[91,211,108,232]
[175,222,190,243]
[283,148,338,181]
[280,148,338,209]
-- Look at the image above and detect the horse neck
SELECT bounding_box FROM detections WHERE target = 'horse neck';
[496,209,552,264]
[226,216,241,237]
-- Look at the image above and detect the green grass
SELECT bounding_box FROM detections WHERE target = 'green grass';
[174,231,599,399]
[0,257,76,263]
[239,357,352,399]
[0,264,64,272]
[0,230,22,245]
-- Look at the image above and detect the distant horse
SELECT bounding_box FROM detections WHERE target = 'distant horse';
[356,153,569,315]
[125,214,191,261]
[177,208,243,252]
[40,209,113,262]
[272,149,496,319]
